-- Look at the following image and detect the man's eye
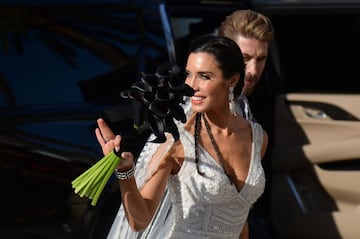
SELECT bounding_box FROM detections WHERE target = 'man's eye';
[258,56,267,62]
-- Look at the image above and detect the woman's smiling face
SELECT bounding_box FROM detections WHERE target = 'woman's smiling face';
[185,52,231,114]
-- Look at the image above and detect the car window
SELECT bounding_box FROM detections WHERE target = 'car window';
[0,2,167,108]
[163,3,244,67]
[270,12,360,93]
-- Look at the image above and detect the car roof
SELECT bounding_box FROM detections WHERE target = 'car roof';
[0,0,127,4]
[251,0,360,8]
[252,0,360,3]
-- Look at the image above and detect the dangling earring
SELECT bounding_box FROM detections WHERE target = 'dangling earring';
[229,86,237,116]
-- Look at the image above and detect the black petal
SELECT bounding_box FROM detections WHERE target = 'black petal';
[149,100,170,118]
[172,104,187,123]
[149,134,167,143]
[127,89,145,103]
[147,113,165,137]
[182,84,195,97]
[164,118,180,141]
[120,62,193,143]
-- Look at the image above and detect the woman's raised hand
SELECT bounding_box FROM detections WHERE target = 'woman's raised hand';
[95,118,134,170]
[95,118,119,155]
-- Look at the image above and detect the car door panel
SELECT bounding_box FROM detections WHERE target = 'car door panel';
[270,93,360,238]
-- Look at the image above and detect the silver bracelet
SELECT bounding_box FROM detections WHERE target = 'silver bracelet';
[114,164,135,180]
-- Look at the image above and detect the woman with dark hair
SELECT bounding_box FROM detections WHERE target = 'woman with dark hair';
[97,35,268,239]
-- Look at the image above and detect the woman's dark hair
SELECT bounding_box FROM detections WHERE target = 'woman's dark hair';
[187,35,245,176]
[187,34,245,97]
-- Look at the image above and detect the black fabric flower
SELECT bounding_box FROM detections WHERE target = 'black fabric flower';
[121,63,194,143]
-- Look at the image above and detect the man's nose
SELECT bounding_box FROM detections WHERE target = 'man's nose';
[246,61,257,75]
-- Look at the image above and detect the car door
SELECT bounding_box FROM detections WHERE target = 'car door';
[262,3,360,238]
[271,93,360,238]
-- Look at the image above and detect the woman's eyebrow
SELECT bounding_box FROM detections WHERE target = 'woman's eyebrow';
[197,71,214,75]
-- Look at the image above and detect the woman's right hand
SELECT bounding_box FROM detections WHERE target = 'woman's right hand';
[95,118,118,155]
[95,118,135,170]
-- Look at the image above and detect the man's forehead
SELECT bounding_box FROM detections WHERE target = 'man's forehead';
[235,36,268,55]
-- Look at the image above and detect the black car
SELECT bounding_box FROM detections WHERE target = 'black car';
[1,0,360,238]
[0,0,168,238]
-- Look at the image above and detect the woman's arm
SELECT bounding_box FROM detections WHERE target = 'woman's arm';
[95,118,179,231]
[239,220,249,239]
[123,139,181,231]
[118,150,174,231]
[261,130,268,158]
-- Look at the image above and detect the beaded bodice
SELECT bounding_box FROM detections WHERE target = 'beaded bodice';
[166,121,265,239]
[106,119,265,239]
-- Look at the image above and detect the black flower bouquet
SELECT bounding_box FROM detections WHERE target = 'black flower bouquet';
[71,63,194,206]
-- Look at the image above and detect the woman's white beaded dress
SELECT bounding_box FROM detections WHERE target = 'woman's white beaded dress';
[107,118,265,239]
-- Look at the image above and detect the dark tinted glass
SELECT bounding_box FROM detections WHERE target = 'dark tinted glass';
[0,3,167,108]
[165,4,242,67]
[271,12,360,93]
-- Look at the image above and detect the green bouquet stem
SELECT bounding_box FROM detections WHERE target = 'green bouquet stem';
[71,150,122,206]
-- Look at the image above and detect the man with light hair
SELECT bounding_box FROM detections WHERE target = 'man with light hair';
[218,9,274,121]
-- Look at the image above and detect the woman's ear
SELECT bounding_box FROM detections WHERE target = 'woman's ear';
[230,73,243,98]
[230,73,240,87]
